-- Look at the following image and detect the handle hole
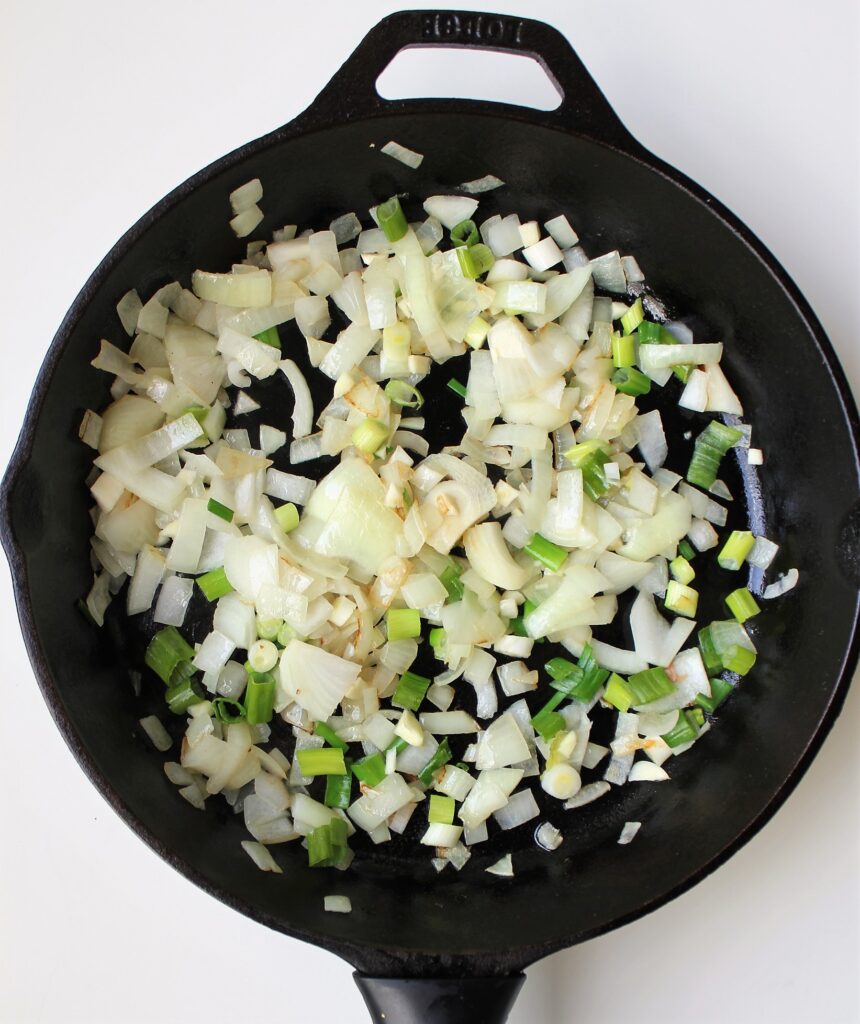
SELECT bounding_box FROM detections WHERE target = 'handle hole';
[376,46,562,111]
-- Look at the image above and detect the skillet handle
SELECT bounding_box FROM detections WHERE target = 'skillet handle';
[300,8,642,152]
[354,972,526,1024]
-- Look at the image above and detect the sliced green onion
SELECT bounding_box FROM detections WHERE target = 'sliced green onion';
[627,667,675,705]
[457,246,479,279]
[352,418,390,455]
[254,326,281,350]
[725,587,761,623]
[669,555,695,585]
[564,439,612,501]
[464,315,491,349]
[392,670,431,712]
[212,697,246,723]
[207,498,234,522]
[352,752,387,788]
[145,626,195,685]
[384,380,424,408]
[308,822,348,868]
[382,321,411,363]
[296,747,347,776]
[447,378,468,398]
[619,297,644,335]
[717,530,755,571]
[417,738,452,786]
[386,736,409,755]
[722,644,756,675]
[428,627,447,650]
[274,502,300,534]
[165,677,204,715]
[678,539,696,561]
[377,196,408,243]
[612,366,651,396]
[439,562,464,602]
[698,625,724,676]
[324,770,353,809]
[696,676,734,713]
[451,219,479,247]
[168,659,196,689]
[277,622,297,647]
[603,673,634,712]
[687,421,744,489]
[315,722,349,751]
[545,657,579,681]
[662,710,700,747]
[636,321,666,343]
[525,533,567,573]
[257,616,282,641]
[665,580,699,618]
[531,706,566,741]
[429,794,456,825]
[386,607,421,642]
[197,566,234,601]
[469,243,495,276]
[243,670,276,725]
[611,332,636,367]
[673,364,691,383]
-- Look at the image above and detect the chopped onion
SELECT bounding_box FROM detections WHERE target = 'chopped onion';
[763,568,799,599]
[381,141,424,168]
[628,762,670,782]
[323,895,352,913]
[485,853,514,877]
[492,788,540,830]
[617,821,642,845]
[153,575,193,627]
[139,715,172,752]
[460,175,504,194]
[534,821,563,851]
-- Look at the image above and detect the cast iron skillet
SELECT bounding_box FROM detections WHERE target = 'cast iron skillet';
[3,10,860,1023]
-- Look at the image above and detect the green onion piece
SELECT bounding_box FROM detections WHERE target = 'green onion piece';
[254,326,281,350]
[627,667,675,705]
[510,615,527,637]
[665,580,699,619]
[324,770,353,809]
[696,676,734,713]
[168,659,197,689]
[670,555,695,585]
[307,824,334,867]
[296,747,347,776]
[564,439,612,501]
[352,752,387,787]
[524,533,567,573]
[678,539,696,561]
[725,587,761,623]
[184,405,209,429]
[315,722,349,751]
[687,420,744,489]
[456,246,479,279]
[673,364,691,383]
[417,738,452,786]
[243,670,276,725]
[196,566,234,601]
[392,670,431,712]
[636,321,665,343]
[451,219,479,247]
[257,616,282,641]
[277,622,297,647]
[722,645,756,676]
[384,380,424,408]
[698,626,724,676]
[145,626,195,685]
[377,196,408,243]
[207,498,234,522]
[212,697,246,723]
[469,243,495,276]
[611,332,635,368]
[717,530,756,571]
[386,607,421,642]
[689,707,706,729]
[531,707,566,741]
[604,673,635,712]
[545,657,579,681]
[352,418,389,455]
[429,794,455,825]
[447,378,468,398]
[662,710,700,748]
[274,502,300,534]
[612,366,652,396]
[464,315,491,349]
[547,644,608,702]
[386,736,409,755]
[428,627,447,651]
[619,297,644,335]
[165,677,204,715]
[439,563,464,602]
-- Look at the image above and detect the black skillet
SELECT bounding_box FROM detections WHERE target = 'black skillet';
[3,10,859,1024]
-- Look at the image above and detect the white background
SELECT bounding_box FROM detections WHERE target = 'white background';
[1,2,858,1022]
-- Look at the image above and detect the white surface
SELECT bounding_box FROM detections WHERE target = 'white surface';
[1,2,858,1022]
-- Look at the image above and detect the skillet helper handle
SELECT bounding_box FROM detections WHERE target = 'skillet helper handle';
[303,8,641,152]
[354,972,526,1024]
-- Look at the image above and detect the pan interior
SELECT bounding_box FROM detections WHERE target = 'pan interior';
[7,110,859,973]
